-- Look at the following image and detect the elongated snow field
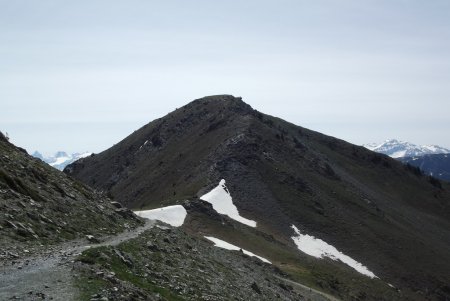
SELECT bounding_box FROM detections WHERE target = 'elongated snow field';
[204,236,271,264]
[134,205,187,227]
[291,225,377,278]
[200,179,257,227]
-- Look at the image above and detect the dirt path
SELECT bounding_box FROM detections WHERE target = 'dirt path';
[0,220,156,301]
[1,219,339,301]
[274,275,341,301]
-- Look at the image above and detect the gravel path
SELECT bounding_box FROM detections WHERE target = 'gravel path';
[274,275,340,301]
[1,219,335,301]
[0,220,156,301]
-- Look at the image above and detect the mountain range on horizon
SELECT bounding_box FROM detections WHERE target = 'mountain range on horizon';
[364,139,450,182]
[64,95,450,300]
[364,139,450,158]
[31,139,450,173]
[32,150,92,171]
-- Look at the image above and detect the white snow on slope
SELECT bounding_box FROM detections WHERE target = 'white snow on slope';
[49,155,71,167]
[77,152,92,159]
[33,151,92,170]
[200,179,257,227]
[134,205,187,227]
[139,140,149,150]
[291,225,377,278]
[204,236,271,264]
[389,150,407,158]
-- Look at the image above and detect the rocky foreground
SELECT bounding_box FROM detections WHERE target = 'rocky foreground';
[1,218,335,301]
[75,221,334,301]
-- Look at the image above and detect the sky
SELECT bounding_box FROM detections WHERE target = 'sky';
[1,0,450,155]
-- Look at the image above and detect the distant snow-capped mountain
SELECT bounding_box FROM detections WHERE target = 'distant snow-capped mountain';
[32,151,92,170]
[364,139,450,158]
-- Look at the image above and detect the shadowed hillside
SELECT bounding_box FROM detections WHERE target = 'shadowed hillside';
[400,153,450,182]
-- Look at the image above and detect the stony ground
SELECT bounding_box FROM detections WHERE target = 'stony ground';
[0,220,156,300]
[75,222,336,301]
[1,219,337,301]
[0,131,143,258]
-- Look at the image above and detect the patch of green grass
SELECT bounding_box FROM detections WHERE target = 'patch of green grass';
[75,275,110,300]
[79,245,186,301]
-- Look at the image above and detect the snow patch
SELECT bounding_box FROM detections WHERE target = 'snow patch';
[390,150,407,158]
[77,152,92,159]
[200,179,256,227]
[49,156,71,167]
[139,140,149,150]
[291,225,377,278]
[34,151,92,170]
[204,236,271,264]
[134,205,187,227]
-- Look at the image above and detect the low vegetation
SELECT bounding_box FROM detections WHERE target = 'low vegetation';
[75,224,306,300]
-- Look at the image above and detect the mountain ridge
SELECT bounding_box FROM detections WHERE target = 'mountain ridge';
[0,129,331,301]
[66,95,450,300]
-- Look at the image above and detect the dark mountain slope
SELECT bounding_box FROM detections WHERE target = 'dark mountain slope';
[0,131,141,253]
[399,153,450,182]
[66,95,450,300]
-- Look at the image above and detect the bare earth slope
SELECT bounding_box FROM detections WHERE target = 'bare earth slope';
[66,95,450,300]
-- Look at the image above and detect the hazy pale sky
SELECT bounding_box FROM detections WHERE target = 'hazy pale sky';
[1,0,450,155]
